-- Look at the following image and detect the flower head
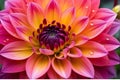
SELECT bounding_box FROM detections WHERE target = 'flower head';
[0,0,120,79]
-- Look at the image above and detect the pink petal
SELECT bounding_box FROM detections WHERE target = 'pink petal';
[70,56,94,78]
[52,58,71,78]
[74,35,89,46]
[68,47,82,58]
[56,0,74,12]
[79,41,108,58]
[74,0,91,17]
[94,66,116,79]
[39,48,54,55]
[94,8,117,26]
[9,13,33,29]
[45,0,61,22]
[80,19,107,39]
[0,24,19,45]
[108,19,120,35]
[108,51,120,65]
[93,33,120,51]
[61,7,75,27]
[0,41,33,60]
[27,2,44,29]
[71,16,89,35]
[26,54,50,79]
[47,67,63,79]
[2,59,26,73]
[0,16,19,39]
[89,0,100,18]
[15,26,33,42]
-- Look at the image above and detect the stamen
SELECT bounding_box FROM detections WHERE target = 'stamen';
[68,26,71,31]
[51,20,56,24]
[43,19,47,25]
[56,22,61,28]
[39,24,43,29]
[62,24,66,30]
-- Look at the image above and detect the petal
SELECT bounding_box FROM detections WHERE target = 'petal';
[68,47,82,58]
[56,0,74,12]
[0,25,18,45]
[79,41,108,58]
[39,48,54,55]
[94,66,116,79]
[0,41,33,60]
[90,51,120,66]
[61,7,75,26]
[74,0,91,17]
[15,26,33,42]
[108,19,120,35]
[27,2,44,29]
[80,19,107,39]
[70,56,94,78]
[74,35,89,46]
[89,0,100,18]
[26,54,50,79]
[52,58,71,78]
[2,60,26,73]
[0,16,19,39]
[71,16,89,35]
[9,13,32,29]
[47,67,62,79]
[93,33,120,51]
[94,8,117,26]
[45,0,61,22]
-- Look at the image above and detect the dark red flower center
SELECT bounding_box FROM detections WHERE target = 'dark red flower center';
[37,19,71,50]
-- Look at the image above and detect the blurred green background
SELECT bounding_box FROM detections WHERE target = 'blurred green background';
[0,0,120,79]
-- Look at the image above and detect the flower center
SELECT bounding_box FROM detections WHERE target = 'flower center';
[37,19,71,50]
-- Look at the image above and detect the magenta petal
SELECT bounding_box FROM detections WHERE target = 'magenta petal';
[94,8,116,26]
[0,16,19,39]
[108,19,120,35]
[93,33,120,51]
[94,66,116,79]
[0,25,18,45]
[47,67,63,79]
[2,59,25,73]
[70,57,94,78]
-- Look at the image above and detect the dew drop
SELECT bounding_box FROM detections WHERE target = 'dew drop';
[6,38,9,41]
[106,38,110,40]
[90,51,94,55]
[3,40,6,43]
[92,10,95,12]
[85,6,88,9]
[90,23,94,26]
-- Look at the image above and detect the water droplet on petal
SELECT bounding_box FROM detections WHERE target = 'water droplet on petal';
[85,6,88,9]
[92,10,95,12]
[6,38,9,41]
[90,51,94,55]
[90,23,94,26]
[106,38,110,40]
[3,40,6,43]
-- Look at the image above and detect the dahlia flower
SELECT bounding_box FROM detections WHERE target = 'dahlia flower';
[0,0,120,79]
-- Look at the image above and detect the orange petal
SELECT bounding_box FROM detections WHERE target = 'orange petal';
[27,2,44,29]
[71,16,89,35]
[61,7,75,26]
[70,56,94,78]
[56,0,74,12]
[26,54,50,79]
[79,41,108,58]
[39,48,54,55]
[0,41,33,60]
[52,58,71,78]
[74,0,91,17]
[68,47,82,58]
[45,0,61,22]
[80,19,107,39]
